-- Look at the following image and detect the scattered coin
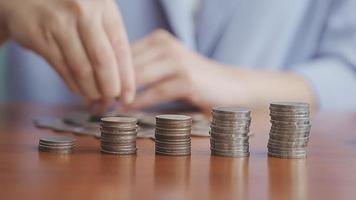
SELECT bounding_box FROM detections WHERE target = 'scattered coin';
[100,117,138,155]
[155,114,192,156]
[268,102,311,159]
[210,107,251,157]
[38,136,76,154]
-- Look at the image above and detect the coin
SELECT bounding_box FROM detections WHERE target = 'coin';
[100,148,137,155]
[155,114,192,156]
[211,149,250,157]
[101,116,137,124]
[100,116,138,155]
[267,102,311,159]
[38,136,77,154]
[210,107,251,157]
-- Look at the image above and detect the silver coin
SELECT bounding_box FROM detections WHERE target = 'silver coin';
[100,141,136,146]
[212,112,251,117]
[156,114,192,122]
[40,136,76,144]
[210,130,249,137]
[155,146,191,152]
[155,139,191,145]
[267,151,306,159]
[100,148,137,155]
[270,112,310,117]
[212,106,251,115]
[155,135,191,140]
[210,139,249,146]
[269,128,311,134]
[210,136,249,142]
[101,145,136,151]
[155,150,191,156]
[100,125,138,131]
[267,142,308,150]
[100,131,137,136]
[155,144,191,149]
[210,125,250,133]
[155,149,191,154]
[270,124,311,130]
[269,137,309,143]
[211,144,249,151]
[270,105,309,111]
[155,132,191,137]
[155,143,191,149]
[101,116,137,124]
[155,127,192,133]
[211,150,250,157]
[39,141,76,147]
[268,147,307,154]
[155,134,191,140]
[101,134,137,140]
[211,122,251,129]
[270,102,309,108]
[212,116,251,123]
[270,114,310,122]
[270,119,310,125]
[269,134,310,141]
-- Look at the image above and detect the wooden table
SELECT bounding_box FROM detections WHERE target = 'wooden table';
[0,104,356,200]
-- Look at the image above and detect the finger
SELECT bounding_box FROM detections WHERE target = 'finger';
[24,24,81,95]
[78,12,120,104]
[135,59,178,88]
[129,78,187,109]
[103,4,135,104]
[53,26,100,102]
[132,37,162,70]
[131,29,170,58]
[131,32,154,58]
[40,29,80,95]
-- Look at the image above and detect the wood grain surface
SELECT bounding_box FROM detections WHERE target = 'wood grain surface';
[0,104,355,200]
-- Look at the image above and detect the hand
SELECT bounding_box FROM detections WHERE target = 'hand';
[130,30,250,111]
[130,29,316,111]
[0,0,135,112]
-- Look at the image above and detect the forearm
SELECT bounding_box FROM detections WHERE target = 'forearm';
[236,69,316,109]
[221,67,317,110]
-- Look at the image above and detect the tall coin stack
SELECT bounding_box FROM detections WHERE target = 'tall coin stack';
[155,114,192,156]
[268,102,311,159]
[210,107,251,157]
[100,117,138,155]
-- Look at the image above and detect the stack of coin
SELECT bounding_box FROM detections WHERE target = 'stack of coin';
[39,136,76,154]
[268,102,311,159]
[210,107,251,157]
[155,114,192,156]
[100,117,138,155]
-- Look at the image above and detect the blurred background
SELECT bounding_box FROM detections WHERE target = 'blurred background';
[0,0,355,111]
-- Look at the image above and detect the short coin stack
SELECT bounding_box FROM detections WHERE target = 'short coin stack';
[39,136,76,154]
[210,107,251,157]
[155,114,192,156]
[268,102,311,159]
[100,117,138,155]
